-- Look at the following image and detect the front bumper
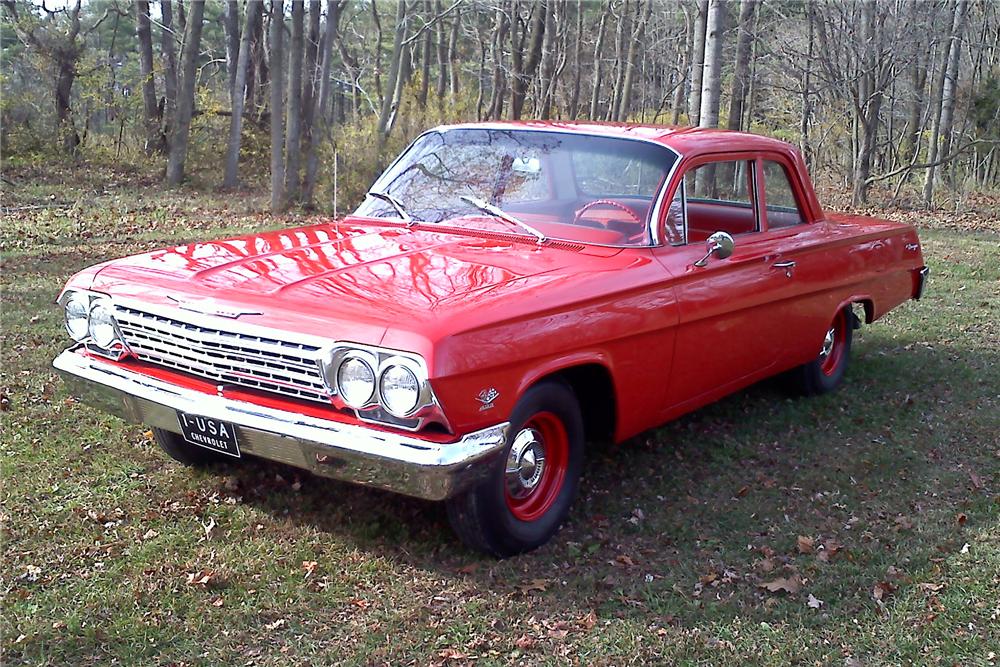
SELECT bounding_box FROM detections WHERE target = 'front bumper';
[53,350,509,500]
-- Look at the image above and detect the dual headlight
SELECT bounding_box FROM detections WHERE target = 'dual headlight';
[327,350,426,418]
[62,291,124,353]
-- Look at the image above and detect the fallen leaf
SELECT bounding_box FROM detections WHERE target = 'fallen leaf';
[807,593,824,609]
[699,572,719,585]
[817,540,844,562]
[894,515,914,530]
[514,634,536,649]
[185,570,215,587]
[142,529,158,540]
[956,513,967,526]
[264,618,286,631]
[918,582,945,593]
[301,561,318,578]
[756,557,776,572]
[202,517,217,541]
[519,578,549,594]
[759,575,802,594]
[969,471,983,490]
[577,610,597,630]
[960,542,970,554]
[873,581,895,602]
[350,598,369,609]
[797,536,815,554]
[736,485,749,498]
[615,554,635,567]
[210,596,224,607]
[437,648,468,660]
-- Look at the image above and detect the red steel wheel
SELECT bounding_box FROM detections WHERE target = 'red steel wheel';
[819,309,848,377]
[503,411,569,522]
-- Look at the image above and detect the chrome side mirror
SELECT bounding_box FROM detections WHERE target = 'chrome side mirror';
[694,231,735,267]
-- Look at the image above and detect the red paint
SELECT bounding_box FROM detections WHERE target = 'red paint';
[60,122,926,445]
[505,411,569,522]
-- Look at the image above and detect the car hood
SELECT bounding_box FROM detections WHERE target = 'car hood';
[88,217,627,345]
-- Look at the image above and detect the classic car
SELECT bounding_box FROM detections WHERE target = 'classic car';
[53,122,929,556]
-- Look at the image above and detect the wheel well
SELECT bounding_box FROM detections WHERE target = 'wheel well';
[854,299,874,324]
[539,363,616,443]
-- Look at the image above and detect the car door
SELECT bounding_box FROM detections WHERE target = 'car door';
[655,156,794,410]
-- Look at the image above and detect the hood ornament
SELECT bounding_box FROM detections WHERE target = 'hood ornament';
[167,296,262,319]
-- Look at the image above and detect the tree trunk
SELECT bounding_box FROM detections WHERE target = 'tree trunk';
[377,0,408,144]
[285,0,305,201]
[510,0,547,120]
[435,0,449,100]
[672,6,692,125]
[488,5,509,120]
[588,1,611,120]
[223,0,241,101]
[688,0,708,125]
[924,0,968,204]
[160,0,179,143]
[270,0,287,213]
[304,0,343,207]
[936,0,969,189]
[302,0,321,141]
[224,0,262,189]
[616,0,654,122]
[725,0,756,132]
[697,0,725,128]
[448,6,461,96]
[135,0,161,154]
[568,2,583,119]
[799,2,814,166]
[165,0,206,185]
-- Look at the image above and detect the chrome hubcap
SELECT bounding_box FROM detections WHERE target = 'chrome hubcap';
[819,327,836,359]
[505,428,546,499]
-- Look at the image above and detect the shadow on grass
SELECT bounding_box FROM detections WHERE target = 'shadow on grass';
[210,335,996,627]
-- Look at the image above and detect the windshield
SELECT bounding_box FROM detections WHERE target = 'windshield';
[354,128,679,246]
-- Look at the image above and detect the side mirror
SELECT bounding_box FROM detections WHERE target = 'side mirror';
[694,231,735,267]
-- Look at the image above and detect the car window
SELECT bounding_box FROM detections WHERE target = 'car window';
[571,151,666,197]
[762,161,804,228]
[682,160,757,242]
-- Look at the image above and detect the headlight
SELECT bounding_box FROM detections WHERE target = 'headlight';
[64,292,90,341]
[379,364,420,416]
[337,356,376,407]
[88,301,119,349]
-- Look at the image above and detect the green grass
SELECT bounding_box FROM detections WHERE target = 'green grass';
[2,173,998,666]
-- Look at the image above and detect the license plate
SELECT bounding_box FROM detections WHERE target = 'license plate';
[177,412,241,458]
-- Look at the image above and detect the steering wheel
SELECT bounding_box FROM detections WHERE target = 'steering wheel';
[573,199,643,228]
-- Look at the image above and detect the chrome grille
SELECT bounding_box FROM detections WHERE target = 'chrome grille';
[114,305,330,403]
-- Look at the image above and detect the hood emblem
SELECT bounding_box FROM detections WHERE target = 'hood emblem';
[476,387,500,411]
[167,296,262,319]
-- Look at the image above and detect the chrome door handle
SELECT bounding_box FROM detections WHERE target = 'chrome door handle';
[773,260,796,277]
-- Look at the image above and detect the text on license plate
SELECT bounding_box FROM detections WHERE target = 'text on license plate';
[177,412,241,458]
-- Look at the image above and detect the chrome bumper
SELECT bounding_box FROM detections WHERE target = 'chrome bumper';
[53,350,509,501]
[914,266,930,300]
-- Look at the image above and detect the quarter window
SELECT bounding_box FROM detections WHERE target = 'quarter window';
[762,161,804,228]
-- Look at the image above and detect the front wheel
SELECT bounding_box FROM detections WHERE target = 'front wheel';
[789,307,854,396]
[446,380,584,557]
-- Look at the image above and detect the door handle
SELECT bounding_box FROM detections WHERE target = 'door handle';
[773,260,796,277]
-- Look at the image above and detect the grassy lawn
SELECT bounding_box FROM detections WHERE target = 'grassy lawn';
[2,171,998,666]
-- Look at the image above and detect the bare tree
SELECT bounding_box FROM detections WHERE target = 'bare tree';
[224,0,263,189]
[285,0,305,200]
[688,0,708,125]
[510,0,548,120]
[304,0,347,207]
[160,0,179,140]
[166,0,206,185]
[223,0,241,101]
[616,0,654,122]
[697,0,725,128]
[270,0,287,213]
[135,0,161,154]
[726,0,757,133]
[924,0,969,204]
[588,1,611,120]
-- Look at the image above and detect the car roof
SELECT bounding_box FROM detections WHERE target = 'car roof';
[433,120,796,157]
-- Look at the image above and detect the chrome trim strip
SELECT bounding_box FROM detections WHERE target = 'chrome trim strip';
[53,349,509,501]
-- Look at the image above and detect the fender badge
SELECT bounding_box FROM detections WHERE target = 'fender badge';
[167,296,262,319]
[476,387,500,411]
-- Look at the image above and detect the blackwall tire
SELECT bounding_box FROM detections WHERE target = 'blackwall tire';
[445,380,584,557]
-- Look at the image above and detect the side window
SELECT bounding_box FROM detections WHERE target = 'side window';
[762,161,804,228]
[682,160,757,242]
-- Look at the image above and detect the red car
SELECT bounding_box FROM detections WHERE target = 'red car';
[54,122,928,556]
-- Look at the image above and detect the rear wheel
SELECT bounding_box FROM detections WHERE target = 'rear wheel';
[153,428,229,467]
[789,307,854,395]
[446,380,584,557]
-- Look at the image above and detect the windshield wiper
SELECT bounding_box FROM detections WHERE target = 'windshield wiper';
[366,190,414,225]
[460,195,547,246]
